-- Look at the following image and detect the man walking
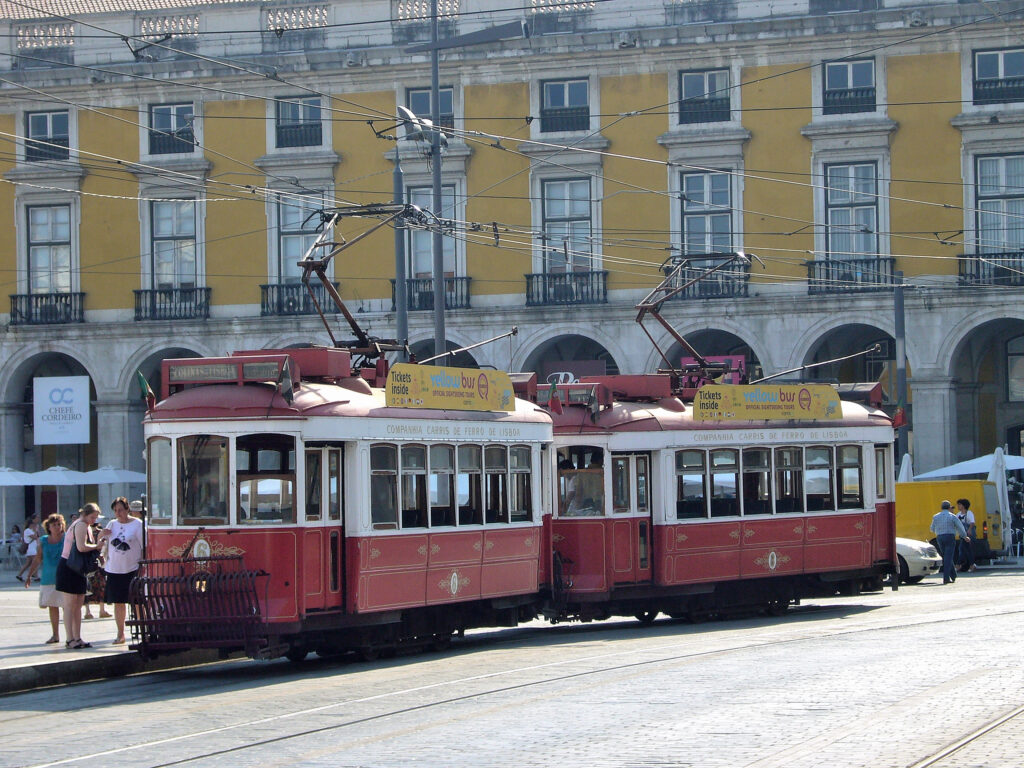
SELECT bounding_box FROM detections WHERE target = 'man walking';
[931,500,968,584]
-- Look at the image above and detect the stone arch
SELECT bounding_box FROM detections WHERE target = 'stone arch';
[118,340,215,400]
[520,333,620,382]
[799,322,896,396]
[646,328,766,381]
[409,339,479,369]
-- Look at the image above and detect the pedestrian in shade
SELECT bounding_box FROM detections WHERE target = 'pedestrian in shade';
[930,500,968,585]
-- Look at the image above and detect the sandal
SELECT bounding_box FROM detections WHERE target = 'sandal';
[45,636,59,645]
[68,639,92,649]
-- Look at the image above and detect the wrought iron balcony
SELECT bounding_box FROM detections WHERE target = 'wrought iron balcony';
[973,77,1024,105]
[275,122,322,149]
[679,97,731,124]
[25,136,69,162]
[9,292,84,325]
[390,277,471,311]
[823,87,876,115]
[134,287,210,321]
[661,258,749,299]
[539,106,589,133]
[261,281,340,316]
[806,257,895,295]
[525,270,607,306]
[959,251,1024,286]
[148,128,194,155]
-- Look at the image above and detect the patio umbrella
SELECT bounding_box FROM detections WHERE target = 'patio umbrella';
[0,468,34,547]
[914,451,1024,478]
[81,466,146,484]
[31,466,91,518]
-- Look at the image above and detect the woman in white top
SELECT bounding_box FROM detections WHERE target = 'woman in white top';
[17,516,40,583]
[103,497,145,645]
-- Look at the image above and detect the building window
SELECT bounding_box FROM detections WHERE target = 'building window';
[824,162,878,258]
[679,69,730,124]
[25,110,69,161]
[976,155,1024,254]
[151,200,196,289]
[408,185,456,277]
[275,97,321,148]
[278,194,323,282]
[541,178,592,272]
[149,103,194,155]
[823,59,875,115]
[681,171,732,255]
[974,48,1024,105]
[27,205,71,293]
[540,79,589,133]
[1008,336,1024,402]
[407,86,454,130]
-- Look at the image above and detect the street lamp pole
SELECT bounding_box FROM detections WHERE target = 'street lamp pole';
[430,0,445,362]
[393,147,408,362]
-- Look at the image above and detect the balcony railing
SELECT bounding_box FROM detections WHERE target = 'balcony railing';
[807,257,895,294]
[134,287,210,320]
[25,136,69,162]
[973,77,1024,105]
[525,270,607,306]
[389,276,472,312]
[679,97,731,124]
[822,87,876,115]
[539,106,589,133]
[661,258,749,299]
[148,129,194,155]
[959,251,1024,286]
[9,292,84,325]
[261,281,340,316]
[275,122,322,149]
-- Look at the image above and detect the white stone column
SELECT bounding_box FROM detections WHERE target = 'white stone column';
[908,374,957,473]
[94,399,147,505]
[0,404,27,535]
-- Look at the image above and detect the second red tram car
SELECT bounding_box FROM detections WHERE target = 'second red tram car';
[129,348,895,661]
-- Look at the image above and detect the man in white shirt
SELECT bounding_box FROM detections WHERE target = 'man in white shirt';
[104,497,145,645]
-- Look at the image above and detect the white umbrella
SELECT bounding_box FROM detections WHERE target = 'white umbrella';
[31,466,90,519]
[81,466,146,484]
[0,468,34,547]
[897,453,914,482]
[914,451,1024,479]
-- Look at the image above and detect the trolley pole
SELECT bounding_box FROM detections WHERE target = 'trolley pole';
[394,145,409,362]
[895,270,909,461]
[429,0,445,363]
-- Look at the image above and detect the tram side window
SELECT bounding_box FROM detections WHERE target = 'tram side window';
[558,446,604,517]
[236,434,296,524]
[179,435,229,526]
[148,437,172,525]
[430,445,456,527]
[306,450,322,521]
[636,456,649,513]
[676,450,707,519]
[837,445,863,509]
[805,446,835,512]
[485,445,509,523]
[710,449,739,517]
[874,445,887,500]
[401,444,428,529]
[742,448,772,515]
[612,456,630,514]
[370,444,398,529]
[457,444,483,525]
[509,445,532,522]
[775,447,803,514]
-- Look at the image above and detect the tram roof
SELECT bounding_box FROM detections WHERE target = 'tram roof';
[550,397,891,433]
[147,380,551,424]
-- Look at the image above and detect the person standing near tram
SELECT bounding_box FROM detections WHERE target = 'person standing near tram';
[931,500,968,585]
[956,498,978,573]
[103,497,144,645]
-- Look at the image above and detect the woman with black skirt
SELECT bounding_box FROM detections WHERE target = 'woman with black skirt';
[55,503,108,649]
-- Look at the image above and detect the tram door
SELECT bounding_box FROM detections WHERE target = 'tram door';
[610,453,653,584]
[302,447,344,613]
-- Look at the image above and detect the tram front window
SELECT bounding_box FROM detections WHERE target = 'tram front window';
[558,446,604,517]
[148,437,172,525]
[179,435,229,526]
[837,445,863,509]
[236,434,296,524]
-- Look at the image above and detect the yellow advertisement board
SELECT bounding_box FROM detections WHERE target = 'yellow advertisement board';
[386,363,515,412]
[693,384,841,421]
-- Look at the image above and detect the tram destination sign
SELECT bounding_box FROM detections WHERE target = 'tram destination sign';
[386,363,515,412]
[694,384,841,422]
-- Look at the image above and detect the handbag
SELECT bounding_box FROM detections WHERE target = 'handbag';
[66,523,99,576]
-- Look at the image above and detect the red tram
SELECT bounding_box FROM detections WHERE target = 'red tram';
[129,348,895,661]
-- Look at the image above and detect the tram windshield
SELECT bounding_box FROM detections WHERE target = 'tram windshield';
[178,435,229,526]
[558,446,604,517]
[148,437,172,525]
[236,434,296,524]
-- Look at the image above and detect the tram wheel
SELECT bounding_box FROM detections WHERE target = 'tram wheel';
[765,600,789,617]
[634,610,658,625]
[285,646,309,663]
[358,646,380,662]
[431,633,452,652]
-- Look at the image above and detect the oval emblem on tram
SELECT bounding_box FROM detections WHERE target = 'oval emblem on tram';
[450,571,460,595]
[193,538,211,561]
[767,550,778,570]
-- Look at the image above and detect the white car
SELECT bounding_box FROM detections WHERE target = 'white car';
[895,537,942,584]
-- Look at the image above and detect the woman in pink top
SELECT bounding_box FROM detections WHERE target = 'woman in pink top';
[54,504,108,649]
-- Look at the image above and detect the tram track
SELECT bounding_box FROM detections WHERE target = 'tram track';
[19,600,1024,768]
[906,702,1024,768]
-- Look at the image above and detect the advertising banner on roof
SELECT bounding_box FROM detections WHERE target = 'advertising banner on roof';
[33,375,91,444]
[693,384,841,421]
[386,364,515,412]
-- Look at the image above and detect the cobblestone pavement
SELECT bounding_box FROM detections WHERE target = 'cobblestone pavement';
[2,567,1023,768]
